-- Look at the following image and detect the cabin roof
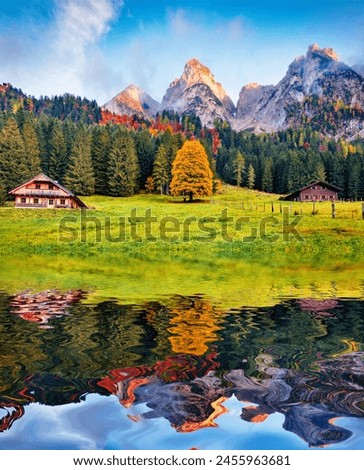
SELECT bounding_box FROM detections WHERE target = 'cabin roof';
[8,173,88,208]
[282,180,343,200]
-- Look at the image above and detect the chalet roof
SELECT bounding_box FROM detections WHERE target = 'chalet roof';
[282,180,343,201]
[8,173,88,208]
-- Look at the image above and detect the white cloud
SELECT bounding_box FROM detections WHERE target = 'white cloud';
[46,0,123,99]
[0,0,123,102]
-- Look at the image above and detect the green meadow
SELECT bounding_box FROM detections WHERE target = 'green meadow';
[0,185,363,306]
[0,185,363,257]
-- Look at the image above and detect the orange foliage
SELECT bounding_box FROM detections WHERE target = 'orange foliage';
[168,297,221,355]
[170,140,213,201]
[210,128,222,155]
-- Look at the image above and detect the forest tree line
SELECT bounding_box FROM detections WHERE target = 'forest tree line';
[0,107,364,202]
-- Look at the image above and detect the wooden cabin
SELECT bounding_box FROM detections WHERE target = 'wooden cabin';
[282,181,342,202]
[8,173,88,209]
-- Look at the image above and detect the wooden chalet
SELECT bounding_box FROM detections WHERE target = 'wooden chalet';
[8,173,88,209]
[282,180,342,202]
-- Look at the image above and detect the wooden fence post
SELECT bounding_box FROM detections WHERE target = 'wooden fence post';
[332,202,336,219]
[362,203,364,220]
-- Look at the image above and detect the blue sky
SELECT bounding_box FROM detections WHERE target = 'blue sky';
[0,0,363,104]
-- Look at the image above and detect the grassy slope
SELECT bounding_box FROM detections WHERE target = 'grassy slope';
[0,185,363,257]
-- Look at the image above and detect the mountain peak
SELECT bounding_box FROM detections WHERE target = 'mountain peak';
[185,58,211,71]
[307,43,339,61]
[161,58,235,126]
[180,58,215,87]
[102,84,160,118]
[244,83,261,90]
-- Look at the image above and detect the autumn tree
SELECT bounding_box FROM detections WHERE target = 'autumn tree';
[170,140,213,202]
[145,176,155,193]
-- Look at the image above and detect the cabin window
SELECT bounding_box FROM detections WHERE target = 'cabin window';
[60,199,65,205]
[48,184,54,190]
[49,199,54,205]
[34,198,39,204]
[35,184,41,189]
[21,197,26,204]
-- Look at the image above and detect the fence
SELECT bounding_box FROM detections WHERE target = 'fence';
[209,199,364,220]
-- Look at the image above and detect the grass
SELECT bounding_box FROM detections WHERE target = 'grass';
[0,186,363,304]
[0,185,363,257]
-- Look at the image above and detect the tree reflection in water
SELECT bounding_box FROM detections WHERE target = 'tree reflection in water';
[0,291,363,448]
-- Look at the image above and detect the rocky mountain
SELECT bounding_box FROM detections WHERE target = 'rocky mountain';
[103,59,236,127]
[103,45,364,137]
[102,84,160,119]
[161,58,236,127]
[235,44,364,136]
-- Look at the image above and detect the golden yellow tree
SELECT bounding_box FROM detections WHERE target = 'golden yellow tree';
[170,140,213,202]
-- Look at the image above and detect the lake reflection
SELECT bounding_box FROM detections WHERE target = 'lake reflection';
[0,291,363,449]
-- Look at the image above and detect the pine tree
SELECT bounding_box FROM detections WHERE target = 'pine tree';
[347,159,361,200]
[64,127,95,195]
[159,131,184,193]
[91,126,110,195]
[233,151,245,187]
[262,158,273,193]
[134,130,155,188]
[222,162,233,184]
[0,117,29,192]
[247,163,255,190]
[22,118,41,177]
[153,144,169,194]
[314,162,327,181]
[48,121,68,183]
[0,182,6,206]
[36,115,54,174]
[170,140,213,202]
[108,128,140,197]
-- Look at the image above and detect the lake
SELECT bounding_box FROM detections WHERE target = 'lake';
[0,253,363,450]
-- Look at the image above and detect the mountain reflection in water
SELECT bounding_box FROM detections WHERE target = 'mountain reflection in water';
[0,291,363,449]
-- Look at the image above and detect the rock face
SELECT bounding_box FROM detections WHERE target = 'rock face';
[235,44,364,133]
[102,46,364,136]
[102,84,160,119]
[161,58,235,127]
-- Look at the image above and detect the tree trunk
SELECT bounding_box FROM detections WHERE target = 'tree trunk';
[189,192,193,202]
